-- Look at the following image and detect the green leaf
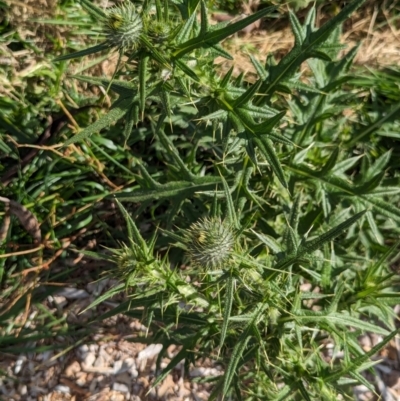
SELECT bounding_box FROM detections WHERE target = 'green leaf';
[200,0,209,36]
[275,211,365,270]
[219,274,234,351]
[233,81,261,108]
[174,59,200,81]
[250,55,267,81]
[289,11,304,47]
[54,42,110,62]
[253,137,287,188]
[174,7,275,58]
[258,0,366,99]
[326,328,400,383]
[222,303,267,397]
[123,103,138,143]
[63,97,134,145]
[298,210,365,255]
[292,310,389,335]
[152,347,189,387]
[79,0,107,19]
[70,74,137,97]
[355,172,385,194]
[175,12,197,44]
[347,102,400,146]
[115,178,221,202]
[220,175,239,229]
[139,55,149,117]
[253,111,286,134]
[250,230,282,253]
[115,198,148,252]
[139,35,170,67]
[220,66,234,88]
[317,148,339,177]
[288,163,400,222]
[210,44,233,60]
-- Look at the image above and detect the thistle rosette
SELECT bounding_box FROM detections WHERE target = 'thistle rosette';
[103,3,143,49]
[185,217,235,270]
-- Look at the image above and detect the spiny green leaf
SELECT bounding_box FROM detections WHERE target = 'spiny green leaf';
[275,211,365,270]
[326,328,400,383]
[220,66,234,88]
[174,7,275,58]
[123,103,138,142]
[219,274,234,351]
[54,42,110,62]
[200,0,209,36]
[289,11,304,47]
[253,111,286,135]
[292,310,389,335]
[233,81,261,108]
[258,0,366,99]
[222,303,267,398]
[139,55,149,117]
[250,55,267,81]
[63,97,134,146]
[115,179,221,202]
[80,0,107,20]
[175,11,197,44]
[139,34,170,67]
[347,102,400,146]
[174,59,200,81]
[253,137,287,188]
[220,175,239,229]
[69,74,137,96]
[210,44,233,60]
[298,210,366,255]
[288,163,400,222]
[114,198,148,252]
[355,172,385,194]
[317,148,339,177]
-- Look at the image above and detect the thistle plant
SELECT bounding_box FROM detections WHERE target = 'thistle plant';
[52,0,400,399]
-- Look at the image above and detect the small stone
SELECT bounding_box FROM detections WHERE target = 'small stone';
[113,360,124,374]
[65,361,81,377]
[82,353,96,369]
[17,384,27,395]
[75,372,87,387]
[77,345,89,359]
[110,393,125,401]
[115,372,131,386]
[137,344,163,361]
[52,296,68,308]
[14,356,26,375]
[113,382,129,393]
[129,367,139,378]
[87,279,109,296]
[54,385,71,394]
[89,344,99,353]
[94,354,107,368]
[89,378,98,393]
[55,287,90,300]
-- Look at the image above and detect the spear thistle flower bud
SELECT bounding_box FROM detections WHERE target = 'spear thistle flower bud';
[103,3,143,49]
[185,217,234,270]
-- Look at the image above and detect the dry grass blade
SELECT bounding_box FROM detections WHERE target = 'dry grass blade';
[0,203,11,243]
[0,197,41,243]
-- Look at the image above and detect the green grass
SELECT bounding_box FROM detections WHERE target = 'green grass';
[1,0,400,399]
